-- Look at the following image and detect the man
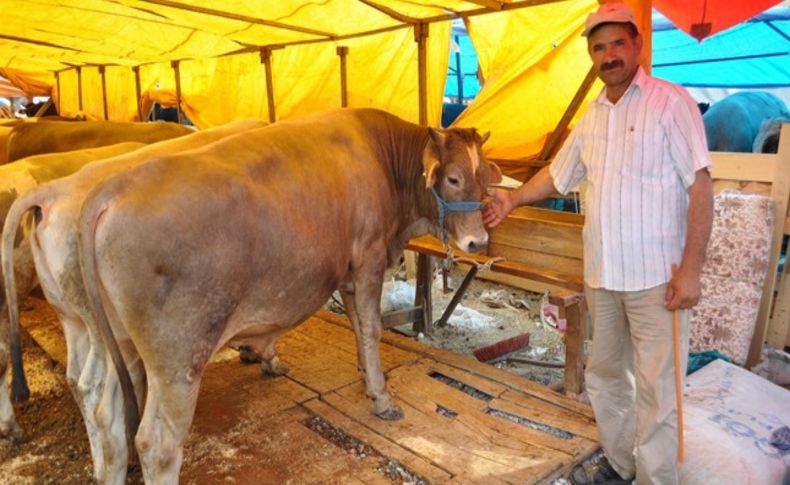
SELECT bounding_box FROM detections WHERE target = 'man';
[483,3,713,484]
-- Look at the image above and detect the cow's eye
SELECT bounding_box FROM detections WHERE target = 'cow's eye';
[447,176,460,186]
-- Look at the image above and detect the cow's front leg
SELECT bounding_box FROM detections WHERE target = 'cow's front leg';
[351,257,403,421]
[338,283,368,374]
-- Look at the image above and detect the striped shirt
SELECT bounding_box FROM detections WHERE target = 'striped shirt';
[550,66,711,291]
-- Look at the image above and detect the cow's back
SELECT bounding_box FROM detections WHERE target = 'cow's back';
[7,120,194,162]
[87,112,398,345]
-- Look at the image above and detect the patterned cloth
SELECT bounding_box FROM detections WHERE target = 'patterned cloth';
[689,189,774,364]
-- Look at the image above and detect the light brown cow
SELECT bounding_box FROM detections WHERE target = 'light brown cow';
[1,119,267,483]
[0,142,146,439]
[6,120,194,162]
[75,108,500,483]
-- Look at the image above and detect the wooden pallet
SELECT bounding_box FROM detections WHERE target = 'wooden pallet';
[20,300,599,484]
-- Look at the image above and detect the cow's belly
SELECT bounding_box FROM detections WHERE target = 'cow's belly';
[93,203,354,361]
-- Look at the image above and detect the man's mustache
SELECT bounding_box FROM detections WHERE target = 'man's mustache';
[601,60,624,71]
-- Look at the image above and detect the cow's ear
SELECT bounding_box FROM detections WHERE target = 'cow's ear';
[480,131,491,145]
[422,139,441,189]
[487,161,503,185]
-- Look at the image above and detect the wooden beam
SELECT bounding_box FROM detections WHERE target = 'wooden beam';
[171,60,184,124]
[356,0,418,23]
[99,65,109,120]
[0,33,81,52]
[415,22,429,126]
[337,46,349,108]
[463,0,505,9]
[260,48,278,122]
[137,0,335,38]
[132,66,144,121]
[422,0,567,23]
[761,123,790,359]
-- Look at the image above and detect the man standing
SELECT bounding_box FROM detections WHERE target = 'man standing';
[483,3,713,484]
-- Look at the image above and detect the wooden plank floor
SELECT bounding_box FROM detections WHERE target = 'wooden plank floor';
[21,299,599,484]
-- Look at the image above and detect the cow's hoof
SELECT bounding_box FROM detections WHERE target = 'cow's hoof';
[261,357,289,377]
[238,346,262,364]
[375,404,403,421]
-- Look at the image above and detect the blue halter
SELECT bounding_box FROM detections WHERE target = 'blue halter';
[430,186,482,244]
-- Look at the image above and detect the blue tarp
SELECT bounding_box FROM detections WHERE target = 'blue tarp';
[652,7,790,88]
[445,31,481,101]
[445,6,790,101]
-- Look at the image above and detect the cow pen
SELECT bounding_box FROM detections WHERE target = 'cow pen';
[5,294,598,484]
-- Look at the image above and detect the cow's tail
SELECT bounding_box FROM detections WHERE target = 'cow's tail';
[1,187,53,402]
[77,174,140,455]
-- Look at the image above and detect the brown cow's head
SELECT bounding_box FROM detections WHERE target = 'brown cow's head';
[423,127,502,253]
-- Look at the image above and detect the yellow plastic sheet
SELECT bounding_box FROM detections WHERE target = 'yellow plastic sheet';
[454,0,601,162]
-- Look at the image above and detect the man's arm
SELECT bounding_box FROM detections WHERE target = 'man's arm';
[665,169,714,310]
[482,165,559,227]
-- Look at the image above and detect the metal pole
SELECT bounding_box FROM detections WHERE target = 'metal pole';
[337,46,349,108]
[454,35,463,104]
[171,60,184,124]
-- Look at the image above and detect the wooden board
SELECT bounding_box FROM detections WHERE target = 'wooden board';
[19,299,598,483]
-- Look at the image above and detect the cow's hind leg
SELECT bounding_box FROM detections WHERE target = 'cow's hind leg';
[136,376,200,484]
[0,310,22,440]
[65,316,110,480]
[94,347,145,485]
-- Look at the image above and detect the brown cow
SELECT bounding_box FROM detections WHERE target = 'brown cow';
[75,108,499,483]
[1,119,267,481]
[6,120,194,162]
[0,142,146,439]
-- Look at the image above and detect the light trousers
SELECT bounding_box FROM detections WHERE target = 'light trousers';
[584,283,689,485]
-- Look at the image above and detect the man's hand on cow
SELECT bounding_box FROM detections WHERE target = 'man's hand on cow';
[665,264,702,310]
[483,188,513,228]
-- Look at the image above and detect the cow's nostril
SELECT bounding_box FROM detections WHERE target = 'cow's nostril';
[468,241,478,252]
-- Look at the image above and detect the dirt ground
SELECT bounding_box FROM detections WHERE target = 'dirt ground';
[0,265,577,484]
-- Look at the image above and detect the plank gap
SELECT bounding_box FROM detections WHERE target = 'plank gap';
[429,371,496,402]
[486,407,575,440]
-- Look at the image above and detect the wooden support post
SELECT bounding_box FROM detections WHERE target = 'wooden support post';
[414,22,429,126]
[260,48,277,122]
[561,298,586,396]
[54,71,61,115]
[436,266,478,327]
[171,60,184,124]
[414,253,433,334]
[132,66,143,122]
[76,66,83,112]
[337,46,349,108]
[99,65,109,120]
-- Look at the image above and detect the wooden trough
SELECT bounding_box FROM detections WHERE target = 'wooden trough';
[21,298,598,484]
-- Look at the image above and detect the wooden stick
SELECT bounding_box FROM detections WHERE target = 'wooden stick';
[673,308,685,463]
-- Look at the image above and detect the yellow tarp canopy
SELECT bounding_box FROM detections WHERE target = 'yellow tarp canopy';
[0,0,650,167]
